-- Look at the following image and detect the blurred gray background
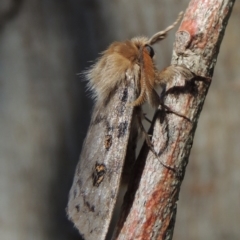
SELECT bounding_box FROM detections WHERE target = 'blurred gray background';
[0,0,239,239]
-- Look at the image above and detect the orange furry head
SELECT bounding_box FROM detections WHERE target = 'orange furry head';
[85,12,183,107]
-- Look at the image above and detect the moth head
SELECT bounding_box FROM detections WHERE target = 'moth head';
[85,12,183,106]
[121,11,183,107]
[85,37,164,107]
[126,37,159,107]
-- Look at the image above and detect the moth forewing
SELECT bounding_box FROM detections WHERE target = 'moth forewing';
[67,67,139,240]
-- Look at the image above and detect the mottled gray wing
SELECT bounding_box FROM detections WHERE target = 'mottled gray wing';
[67,71,137,240]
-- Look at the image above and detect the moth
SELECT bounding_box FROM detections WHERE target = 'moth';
[67,12,186,240]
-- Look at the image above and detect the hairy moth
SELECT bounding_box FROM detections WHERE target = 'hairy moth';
[67,12,184,240]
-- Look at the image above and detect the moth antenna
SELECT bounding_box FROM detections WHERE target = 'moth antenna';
[147,11,183,45]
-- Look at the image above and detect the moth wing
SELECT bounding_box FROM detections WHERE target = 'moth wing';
[67,69,138,240]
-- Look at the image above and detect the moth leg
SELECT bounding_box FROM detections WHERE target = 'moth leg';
[143,113,152,124]
[136,108,176,172]
[136,109,152,147]
[157,64,211,86]
[157,64,211,121]
[159,101,191,122]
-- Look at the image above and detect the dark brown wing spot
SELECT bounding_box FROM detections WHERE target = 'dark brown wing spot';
[104,135,112,150]
[92,162,106,187]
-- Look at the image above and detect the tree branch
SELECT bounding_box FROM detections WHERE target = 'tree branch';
[114,0,235,239]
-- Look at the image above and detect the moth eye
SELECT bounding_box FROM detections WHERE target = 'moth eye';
[145,45,155,58]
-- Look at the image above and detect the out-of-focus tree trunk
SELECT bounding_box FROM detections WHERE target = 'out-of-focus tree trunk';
[0,1,240,240]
